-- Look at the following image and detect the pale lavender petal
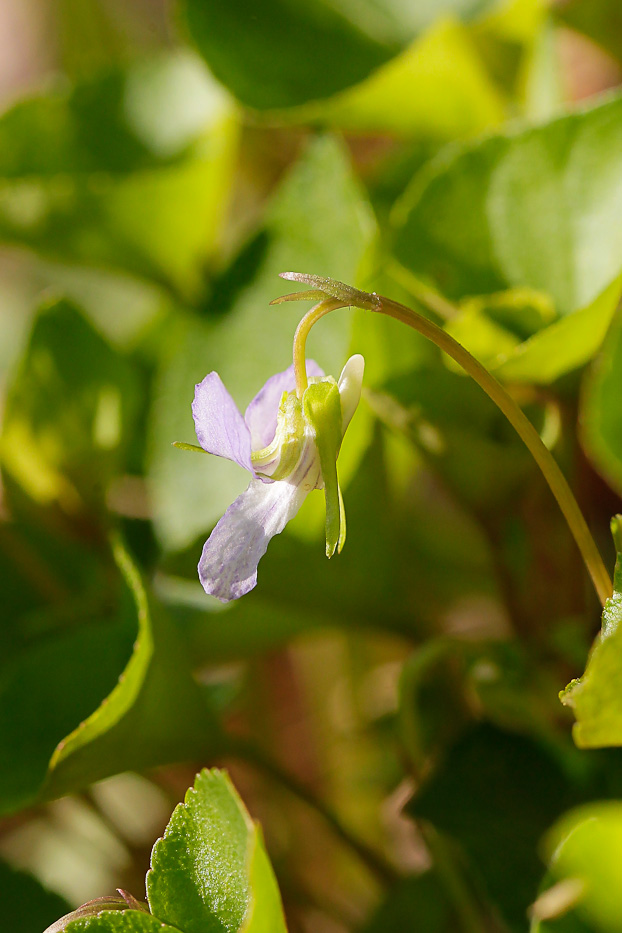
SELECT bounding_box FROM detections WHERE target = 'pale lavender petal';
[192,372,253,472]
[244,360,324,450]
[198,477,310,601]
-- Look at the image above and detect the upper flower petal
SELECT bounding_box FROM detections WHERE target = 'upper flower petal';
[337,354,365,435]
[192,372,253,472]
[244,360,324,450]
[198,475,312,601]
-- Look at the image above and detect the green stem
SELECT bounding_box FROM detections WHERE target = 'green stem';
[293,297,345,396]
[228,738,399,887]
[290,284,612,607]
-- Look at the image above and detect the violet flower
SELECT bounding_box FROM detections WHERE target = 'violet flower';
[191,356,364,601]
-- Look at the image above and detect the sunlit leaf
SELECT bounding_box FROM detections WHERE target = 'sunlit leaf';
[65,912,179,933]
[443,277,622,384]
[146,769,286,933]
[561,518,622,748]
[280,19,505,138]
[394,94,622,316]
[537,802,622,933]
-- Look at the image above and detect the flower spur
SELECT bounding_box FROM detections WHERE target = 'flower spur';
[186,355,364,601]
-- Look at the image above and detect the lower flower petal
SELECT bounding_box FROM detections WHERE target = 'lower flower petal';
[198,477,310,601]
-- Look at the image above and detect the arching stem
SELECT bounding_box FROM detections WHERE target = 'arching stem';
[288,282,612,607]
[293,297,346,396]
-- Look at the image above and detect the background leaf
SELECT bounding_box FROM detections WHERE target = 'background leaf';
[561,520,622,748]
[393,94,622,316]
[0,52,236,298]
[1,297,138,512]
[581,306,622,495]
[538,802,622,933]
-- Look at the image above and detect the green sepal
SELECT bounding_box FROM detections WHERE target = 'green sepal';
[172,441,209,454]
[303,380,343,558]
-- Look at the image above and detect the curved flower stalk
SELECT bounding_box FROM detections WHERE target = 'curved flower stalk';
[185,355,364,601]
[274,272,612,608]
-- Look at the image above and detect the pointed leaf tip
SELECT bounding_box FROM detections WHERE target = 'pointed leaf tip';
[270,290,324,305]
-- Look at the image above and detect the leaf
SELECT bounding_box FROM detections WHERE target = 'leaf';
[493,276,622,383]
[0,858,71,933]
[560,518,622,748]
[42,536,222,801]
[538,802,622,933]
[409,723,576,931]
[65,912,180,933]
[1,297,137,512]
[0,52,236,298]
[361,872,454,933]
[148,134,375,551]
[0,527,221,815]
[293,19,505,139]
[181,0,395,111]
[181,0,498,110]
[581,306,622,496]
[0,577,135,815]
[146,769,287,933]
[393,93,622,316]
[443,277,622,385]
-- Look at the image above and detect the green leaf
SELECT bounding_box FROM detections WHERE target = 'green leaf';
[1,297,137,512]
[409,723,576,931]
[493,275,622,383]
[65,912,180,933]
[394,93,622,316]
[181,0,496,110]
[561,518,622,748]
[538,802,622,933]
[0,858,70,933]
[303,380,343,557]
[149,134,375,551]
[0,577,135,815]
[291,19,505,139]
[42,536,222,800]
[146,769,286,933]
[0,526,221,815]
[0,53,236,298]
[181,0,395,110]
[361,872,453,933]
[444,277,622,385]
[581,306,622,496]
